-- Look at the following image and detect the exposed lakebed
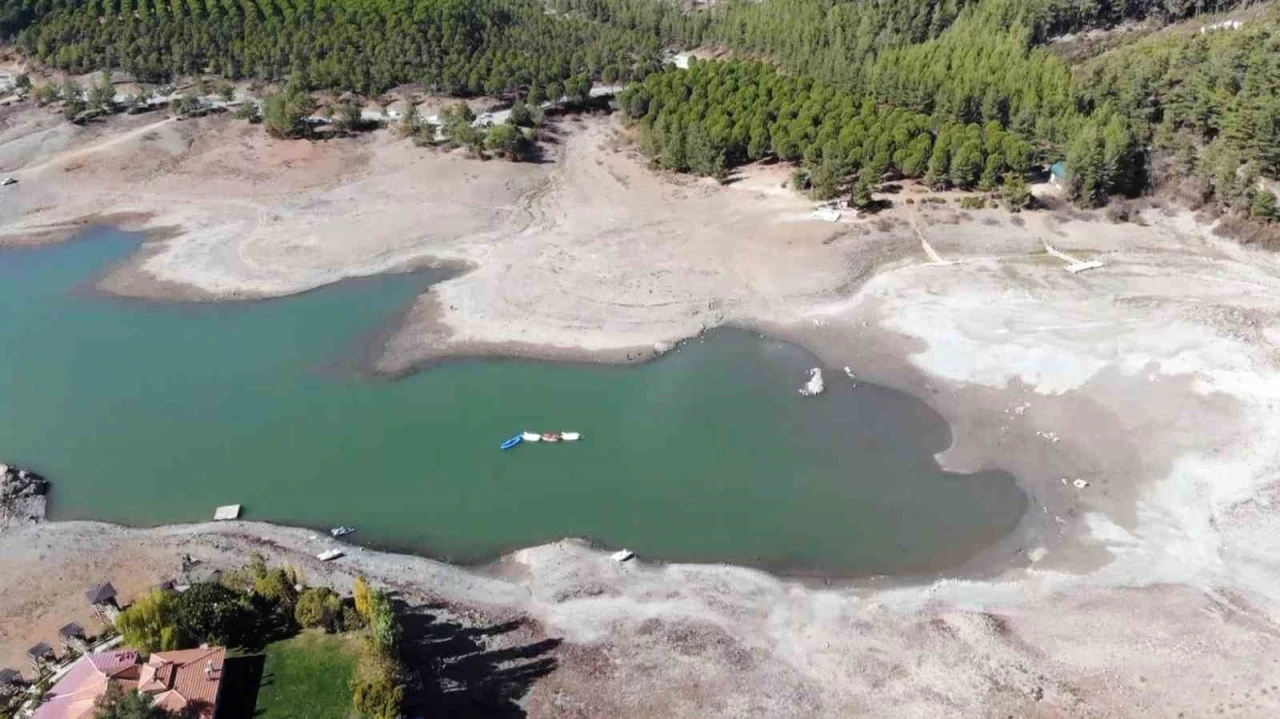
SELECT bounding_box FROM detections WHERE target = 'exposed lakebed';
[0,227,1026,575]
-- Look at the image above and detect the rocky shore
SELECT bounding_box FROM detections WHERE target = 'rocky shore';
[0,463,48,529]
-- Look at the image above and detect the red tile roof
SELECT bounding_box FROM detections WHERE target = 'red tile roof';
[146,646,226,719]
[31,647,225,719]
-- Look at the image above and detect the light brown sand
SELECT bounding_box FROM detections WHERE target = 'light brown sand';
[3,104,1280,716]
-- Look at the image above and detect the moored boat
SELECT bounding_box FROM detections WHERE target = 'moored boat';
[500,435,522,450]
[521,431,542,442]
[330,526,356,538]
[541,432,561,443]
[561,432,581,441]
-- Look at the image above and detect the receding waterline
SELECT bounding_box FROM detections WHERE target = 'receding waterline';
[0,227,1027,576]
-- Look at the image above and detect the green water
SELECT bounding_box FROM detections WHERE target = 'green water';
[0,228,1025,576]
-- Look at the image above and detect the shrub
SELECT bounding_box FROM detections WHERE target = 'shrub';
[959,196,985,210]
[351,636,404,719]
[295,588,342,632]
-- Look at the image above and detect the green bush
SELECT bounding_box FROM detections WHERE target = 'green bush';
[295,588,342,632]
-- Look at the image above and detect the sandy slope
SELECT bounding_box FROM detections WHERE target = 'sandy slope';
[2,105,1280,716]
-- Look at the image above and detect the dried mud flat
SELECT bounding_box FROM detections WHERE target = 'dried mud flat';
[2,105,1280,717]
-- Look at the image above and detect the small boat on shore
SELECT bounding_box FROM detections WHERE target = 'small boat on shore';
[330,526,356,538]
[561,432,581,441]
[521,431,542,442]
[500,435,522,450]
[611,549,635,563]
[316,548,345,561]
[541,432,561,443]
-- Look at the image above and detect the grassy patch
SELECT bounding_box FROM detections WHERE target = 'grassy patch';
[255,630,360,719]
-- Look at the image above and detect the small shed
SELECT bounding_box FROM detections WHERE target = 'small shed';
[1049,161,1067,187]
[26,643,54,670]
[86,582,121,624]
[85,583,118,607]
[58,622,88,653]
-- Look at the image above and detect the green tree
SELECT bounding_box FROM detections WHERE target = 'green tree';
[116,590,181,653]
[88,73,115,112]
[564,74,591,105]
[851,165,877,210]
[294,587,342,631]
[1252,189,1279,222]
[254,567,299,613]
[368,591,399,653]
[949,140,983,189]
[1066,123,1107,208]
[486,123,530,160]
[978,153,1003,191]
[509,97,532,127]
[1001,175,1033,211]
[442,103,481,149]
[262,79,314,139]
[172,583,251,647]
[235,103,261,123]
[334,99,363,133]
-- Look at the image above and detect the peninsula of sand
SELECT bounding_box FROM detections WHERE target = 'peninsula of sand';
[2,94,1280,718]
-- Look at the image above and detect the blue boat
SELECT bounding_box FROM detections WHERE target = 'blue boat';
[500,435,522,450]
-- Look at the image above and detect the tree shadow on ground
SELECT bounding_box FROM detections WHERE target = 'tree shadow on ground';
[215,654,264,719]
[396,601,561,719]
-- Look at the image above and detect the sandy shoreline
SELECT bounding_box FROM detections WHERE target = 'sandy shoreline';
[3,103,1280,715]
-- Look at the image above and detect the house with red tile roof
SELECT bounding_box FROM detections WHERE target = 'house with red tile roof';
[31,646,226,719]
[138,647,226,718]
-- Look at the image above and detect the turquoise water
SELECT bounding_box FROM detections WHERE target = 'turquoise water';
[0,228,1025,576]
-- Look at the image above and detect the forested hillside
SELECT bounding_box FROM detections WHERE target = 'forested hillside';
[3,0,663,94]
[609,0,1277,216]
[1,0,1276,216]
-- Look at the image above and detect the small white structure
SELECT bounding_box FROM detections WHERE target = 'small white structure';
[1,177,15,186]
[812,207,841,222]
[611,549,635,563]
[1044,241,1105,274]
[799,367,825,397]
[316,548,345,561]
[213,504,241,521]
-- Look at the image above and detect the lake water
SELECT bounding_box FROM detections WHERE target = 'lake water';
[0,228,1026,576]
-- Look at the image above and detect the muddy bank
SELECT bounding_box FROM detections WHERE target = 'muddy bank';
[2,519,1278,718]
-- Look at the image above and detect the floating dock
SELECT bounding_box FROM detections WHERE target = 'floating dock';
[213,504,241,521]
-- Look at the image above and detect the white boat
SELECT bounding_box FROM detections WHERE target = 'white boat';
[330,526,356,538]
[316,549,345,561]
[611,549,635,563]
[561,432,581,441]
[521,431,542,442]
[1,177,15,186]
